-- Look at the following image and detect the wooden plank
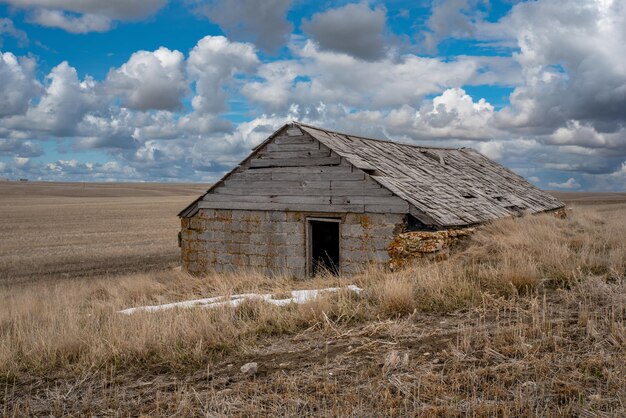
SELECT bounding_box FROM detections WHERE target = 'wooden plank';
[247,164,353,174]
[265,143,321,152]
[212,187,393,197]
[228,171,273,181]
[344,158,377,172]
[273,135,314,145]
[205,194,331,204]
[271,171,365,181]
[408,205,439,226]
[331,195,404,205]
[258,150,331,159]
[222,180,331,189]
[330,180,385,188]
[364,202,410,213]
[198,201,366,213]
[249,156,341,168]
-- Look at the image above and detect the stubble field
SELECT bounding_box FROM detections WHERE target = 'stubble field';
[0,181,206,284]
[1,182,625,416]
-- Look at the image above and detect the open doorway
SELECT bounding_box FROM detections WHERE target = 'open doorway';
[308,218,340,276]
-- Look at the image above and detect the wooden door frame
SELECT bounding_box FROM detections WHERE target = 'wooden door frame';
[305,216,342,277]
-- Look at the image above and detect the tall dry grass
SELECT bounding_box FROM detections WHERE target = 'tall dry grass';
[366,205,625,313]
[1,206,624,385]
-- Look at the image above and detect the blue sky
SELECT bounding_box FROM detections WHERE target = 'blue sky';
[0,0,625,191]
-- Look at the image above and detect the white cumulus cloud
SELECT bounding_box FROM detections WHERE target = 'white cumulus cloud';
[187,36,259,114]
[0,51,40,117]
[106,47,187,111]
[548,177,581,189]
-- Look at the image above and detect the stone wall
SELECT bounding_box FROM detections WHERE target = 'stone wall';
[340,213,404,274]
[180,209,404,278]
[387,228,475,270]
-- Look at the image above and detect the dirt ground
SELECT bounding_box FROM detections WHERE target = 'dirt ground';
[0,181,206,284]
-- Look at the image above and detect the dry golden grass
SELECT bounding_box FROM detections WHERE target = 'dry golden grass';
[1,185,625,416]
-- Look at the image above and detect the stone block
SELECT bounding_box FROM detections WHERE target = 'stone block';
[285,233,304,246]
[268,232,288,246]
[282,246,302,259]
[286,212,303,222]
[183,230,197,241]
[247,233,266,245]
[244,221,262,233]
[344,213,362,224]
[342,224,364,237]
[189,218,203,230]
[261,222,275,233]
[341,249,362,262]
[189,241,204,251]
[232,254,248,266]
[343,237,365,251]
[237,243,251,254]
[228,232,246,244]
[286,256,305,269]
[367,214,392,226]
[197,231,213,241]
[198,209,216,219]
[268,255,286,269]
[248,255,266,267]
[228,222,244,233]
[204,221,224,232]
[370,238,392,251]
[214,209,232,220]
[368,250,390,262]
[369,225,396,237]
[232,211,252,221]
[266,211,287,222]
[212,231,225,241]
[216,252,232,265]
[225,243,240,254]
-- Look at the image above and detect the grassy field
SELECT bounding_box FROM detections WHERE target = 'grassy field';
[1,182,625,416]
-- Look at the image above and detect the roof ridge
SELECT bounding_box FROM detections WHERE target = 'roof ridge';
[294,121,469,151]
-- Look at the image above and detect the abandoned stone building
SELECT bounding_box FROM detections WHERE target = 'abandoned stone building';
[179,122,564,278]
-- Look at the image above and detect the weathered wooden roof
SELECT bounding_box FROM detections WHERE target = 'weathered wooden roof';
[298,123,564,226]
[180,122,564,226]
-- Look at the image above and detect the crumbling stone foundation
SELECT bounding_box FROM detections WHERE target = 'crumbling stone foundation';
[387,228,475,270]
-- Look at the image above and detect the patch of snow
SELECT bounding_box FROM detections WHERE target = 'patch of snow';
[119,285,362,315]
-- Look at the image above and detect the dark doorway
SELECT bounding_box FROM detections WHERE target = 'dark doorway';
[309,219,340,276]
